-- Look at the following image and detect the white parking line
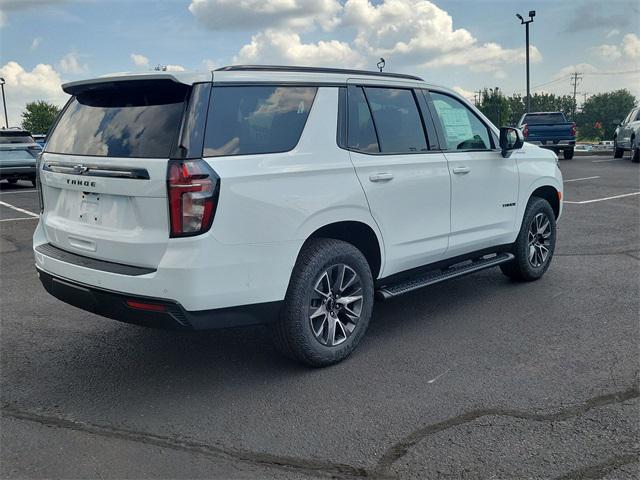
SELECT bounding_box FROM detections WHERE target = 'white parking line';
[0,216,38,223]
[564,176,600,183]
[563,192,640,204]
[0,189,37,195]
[0,200,39,218]
[592,158,622,163]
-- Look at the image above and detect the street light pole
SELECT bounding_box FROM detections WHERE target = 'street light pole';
[0,78,8,128]
[516,11,536,113]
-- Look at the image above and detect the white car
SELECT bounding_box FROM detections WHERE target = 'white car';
[33,66,563,366]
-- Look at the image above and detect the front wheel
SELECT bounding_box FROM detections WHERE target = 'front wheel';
[563,148,574,160]
[614,139,624,158]
[272,238,374,367]
[500,197,557,282]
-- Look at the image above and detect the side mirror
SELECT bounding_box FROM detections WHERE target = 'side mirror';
[499,126,524,157]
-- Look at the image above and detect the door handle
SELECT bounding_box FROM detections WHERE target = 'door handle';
[369,172,394,182]
[453,166,471,174]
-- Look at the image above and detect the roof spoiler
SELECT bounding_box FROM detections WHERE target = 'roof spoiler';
[62,73,186,96]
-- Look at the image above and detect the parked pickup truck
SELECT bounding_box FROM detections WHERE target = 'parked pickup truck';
[517,112,576,160]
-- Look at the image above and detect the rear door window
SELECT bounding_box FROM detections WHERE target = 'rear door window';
[203,86,317,157]
[46,81,188,158]
[522,113,566,125]
[363,87,428,153]
[347,87,379,153]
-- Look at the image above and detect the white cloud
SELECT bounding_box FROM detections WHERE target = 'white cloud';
[592,44,622,62]
[58,52,88,74]
[164,64,185,72]
[230,0,541,78]
[234,30,362,67]
[130,53,149,67]
[0,0,73,27]
[30,37,41,50]
[0,61,67,127]
[0,10,7,27]
[452,86,475,102]
[591,33,640,64]
[189,0,341,31]
[606,29,620,38]
[622,33,640,59]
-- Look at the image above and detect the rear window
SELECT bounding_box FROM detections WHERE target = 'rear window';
[522,113,566,125]
[46,81,189,158]
[203,86,317,157]
[0,133,34,144]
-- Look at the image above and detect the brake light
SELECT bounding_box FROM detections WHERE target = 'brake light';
[167,159,219,238]
[126,300,167,312]
[522,124,529,139]
[570,122,577,136]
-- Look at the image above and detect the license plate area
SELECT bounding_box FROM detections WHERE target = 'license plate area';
[79,192,102,225]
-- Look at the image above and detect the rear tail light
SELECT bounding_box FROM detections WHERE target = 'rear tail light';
[167,159,219,238]
[522,124,529,138]
[126,300,167,312]
[570,122,577,136]
[35,152,44,213]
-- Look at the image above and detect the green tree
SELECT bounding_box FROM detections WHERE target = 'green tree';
[21,101,61,134]
[576,89,637,140]
[477,88,511,126]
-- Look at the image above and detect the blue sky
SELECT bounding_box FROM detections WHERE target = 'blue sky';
[1,0,639,126]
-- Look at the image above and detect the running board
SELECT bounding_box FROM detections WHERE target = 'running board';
[376,253,515,300]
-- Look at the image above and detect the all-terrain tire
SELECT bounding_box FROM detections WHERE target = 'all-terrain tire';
[500,197,556,282]
[272,238,374,367]
[563,148,574,160]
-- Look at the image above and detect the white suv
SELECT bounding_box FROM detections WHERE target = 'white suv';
[33,66,563,366]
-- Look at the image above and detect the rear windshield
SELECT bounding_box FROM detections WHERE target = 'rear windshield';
[0,133,34,144]
[46,81,189,158]
[203,86,317,157]
[522,113,566,125]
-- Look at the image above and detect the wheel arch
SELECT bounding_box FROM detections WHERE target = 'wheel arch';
[530,185,561,219]
[301,221,384,279]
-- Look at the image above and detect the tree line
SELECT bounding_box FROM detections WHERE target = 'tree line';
[476,88,637,141]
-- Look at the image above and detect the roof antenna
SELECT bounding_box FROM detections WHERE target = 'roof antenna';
[377,58,385,72]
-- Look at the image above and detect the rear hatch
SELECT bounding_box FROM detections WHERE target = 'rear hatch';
[40,79,190,268]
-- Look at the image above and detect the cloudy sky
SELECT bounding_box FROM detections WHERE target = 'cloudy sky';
[1,0,639,127]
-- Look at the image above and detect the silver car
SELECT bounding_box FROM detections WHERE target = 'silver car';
[614,107,640,163]
[0,129,41,185]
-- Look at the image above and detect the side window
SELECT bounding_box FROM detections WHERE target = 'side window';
[203,86,317,157]
[429,92,492,151]
[634,110,640,122]
[363,87,428,153]
[347,87,380,153]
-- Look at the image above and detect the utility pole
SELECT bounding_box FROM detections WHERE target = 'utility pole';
[0,78,8,129]
[516,11,536,113]
[570,72,582,120]
[475,89,483,106]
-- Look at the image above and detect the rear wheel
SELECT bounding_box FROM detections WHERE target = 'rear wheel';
[500,197,556,282]
[563,148,574,160]
[272,238,374,367]
[631,137,639,163]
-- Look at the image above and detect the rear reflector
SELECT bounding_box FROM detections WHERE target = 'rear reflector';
[167,159,219,237]
[126,300,167,312]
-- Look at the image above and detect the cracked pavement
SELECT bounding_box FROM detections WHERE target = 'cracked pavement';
[1,154,639,479]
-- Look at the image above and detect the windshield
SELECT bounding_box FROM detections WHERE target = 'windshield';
[522,113,566,125]
[0,133,35,144]
[46,81,189,158]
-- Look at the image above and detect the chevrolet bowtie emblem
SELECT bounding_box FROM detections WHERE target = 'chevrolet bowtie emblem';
[72,164,90,174]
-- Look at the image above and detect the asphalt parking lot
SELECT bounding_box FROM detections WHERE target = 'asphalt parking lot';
[1,153,638,479]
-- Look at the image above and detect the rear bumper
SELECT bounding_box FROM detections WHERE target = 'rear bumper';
[528,140,575,149]
[37,267,281,330]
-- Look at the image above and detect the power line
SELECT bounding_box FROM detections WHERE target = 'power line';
[570,72,583,120]
[582,69,640,76]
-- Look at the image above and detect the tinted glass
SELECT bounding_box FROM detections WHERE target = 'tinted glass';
[634,110,640,122]
[203,86,317,157]
[347,87,379,153]
[46,81,188,158]
[364,87,427,153]
[430,92,491,150]
[0,134,34,144]
[522,113,566,125]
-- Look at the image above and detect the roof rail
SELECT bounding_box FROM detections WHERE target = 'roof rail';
[215,65,424,82]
